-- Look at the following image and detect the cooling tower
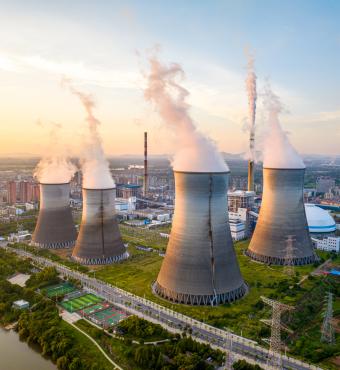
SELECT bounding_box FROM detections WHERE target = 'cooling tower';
[72,188,128,265]
[246,168,317,265]
[154,171,247,306]
[32,183,77,248]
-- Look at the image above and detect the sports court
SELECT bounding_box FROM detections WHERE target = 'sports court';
[43,282,76,298]
[61,293,102,313]
[79,302,111,316]
[90,306,127,327]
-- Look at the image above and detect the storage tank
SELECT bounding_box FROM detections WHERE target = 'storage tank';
[32,183,77,248]
[72,187,128,264]
[153,171,247,305]
[246,168,317,265]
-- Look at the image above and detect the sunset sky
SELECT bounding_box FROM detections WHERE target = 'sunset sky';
[0,0,339,158]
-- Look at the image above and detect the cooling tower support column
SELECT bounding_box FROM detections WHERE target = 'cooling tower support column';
[72,188,129,265]
[154,171,247,306]
[32,183,77,249]
[246,168,317,265]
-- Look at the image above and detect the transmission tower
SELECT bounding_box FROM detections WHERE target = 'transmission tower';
[283,235,296,277]
[321,292,335,345]
[261,296,294,369]
[223,331,234,370]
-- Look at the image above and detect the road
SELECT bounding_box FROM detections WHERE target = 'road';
[2,243,322,370]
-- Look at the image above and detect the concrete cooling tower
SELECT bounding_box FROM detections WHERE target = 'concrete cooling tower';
[153,171,247,306]
[72,188,128,265]
[246,168,317,265]
[32,183,77,248]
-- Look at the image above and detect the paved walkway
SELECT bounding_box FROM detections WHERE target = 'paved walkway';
[66,320,124,370]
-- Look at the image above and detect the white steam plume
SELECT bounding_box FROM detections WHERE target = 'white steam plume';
[245,53,257,161]
[144,55,228,173]
[62,79,114,189]
[262,83,305,169]
[34,122,76,183]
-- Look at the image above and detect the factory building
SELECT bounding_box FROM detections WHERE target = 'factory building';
[229,219,246,241]
[312,237,340,253]
[72,188,128,265]
[154,171,247,306]
[32,183,77,249]
[246,168,316,265]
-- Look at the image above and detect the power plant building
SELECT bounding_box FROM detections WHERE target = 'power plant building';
[154,171,247,306]
[246,168,317,265]
[32,183,77,248]
[72,187,128,265]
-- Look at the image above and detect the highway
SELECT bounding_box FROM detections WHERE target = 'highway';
[2,244,321,370]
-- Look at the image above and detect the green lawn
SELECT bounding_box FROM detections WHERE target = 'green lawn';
[95,241,317,339]
[61,320,113,370]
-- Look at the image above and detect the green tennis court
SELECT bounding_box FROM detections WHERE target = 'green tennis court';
[91,307,127,326]
[61,293,102,313]
[43,282,76,298]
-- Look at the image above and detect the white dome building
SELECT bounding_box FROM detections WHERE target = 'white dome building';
[304,204,336,233]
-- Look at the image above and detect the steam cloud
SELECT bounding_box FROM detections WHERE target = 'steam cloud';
[262,83,305,169]
[144,55,228,173]
[245,53,257,161]
[62,79,114,189]
[34,123,76,183]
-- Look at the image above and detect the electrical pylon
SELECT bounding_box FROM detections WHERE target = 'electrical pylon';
[321,292,335,345]
[223,331,234,369]
[283,235,296,277]
[261,296,294,369]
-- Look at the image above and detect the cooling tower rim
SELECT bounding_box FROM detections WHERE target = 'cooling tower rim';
[173,170,230,174]
[263,166,306,170]
[82,187,116,191]
[39,182,70,185]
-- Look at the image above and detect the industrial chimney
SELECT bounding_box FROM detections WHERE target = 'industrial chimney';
[246,168,317,265]
[72,187,128,265]
[32,183,77,248]
[154,171,247,305]
[143,131,148,197]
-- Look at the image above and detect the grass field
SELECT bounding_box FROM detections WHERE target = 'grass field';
[61,293,102,313]
[42,282,76,298]
[95,242,318,337]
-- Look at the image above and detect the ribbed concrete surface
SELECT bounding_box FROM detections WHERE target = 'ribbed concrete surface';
[72,188,128,265]
[246,168,317,265]
[32,183,77,249]
[154,171,247,305]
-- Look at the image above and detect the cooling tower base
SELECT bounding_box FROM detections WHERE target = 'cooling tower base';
[245,249,318,266]
[153,281,248,306]
[72,251,129,265]
[31,240,76,249]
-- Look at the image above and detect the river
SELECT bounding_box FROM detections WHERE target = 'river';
[0,328,56,370]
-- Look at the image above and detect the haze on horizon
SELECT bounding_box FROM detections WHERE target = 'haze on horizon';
[0,0,339,158]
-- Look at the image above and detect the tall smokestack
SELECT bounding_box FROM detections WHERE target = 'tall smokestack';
[245,53,257,192]
[246,168,316,265]
[72,187,128,265]
[143,131,148,197]
[154,171,247,305]
[32,183,77,248]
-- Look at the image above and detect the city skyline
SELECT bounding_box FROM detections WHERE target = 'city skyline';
[0,0,339,158]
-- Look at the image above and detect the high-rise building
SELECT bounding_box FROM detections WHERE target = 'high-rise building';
[7,181,17,204]
[316,177,336,194]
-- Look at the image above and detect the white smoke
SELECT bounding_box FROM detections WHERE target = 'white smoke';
[62,79,114,189]
[34,122,76,183]
[262,83,305,169]
[144,55,228,173]
[245,53,257,161]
